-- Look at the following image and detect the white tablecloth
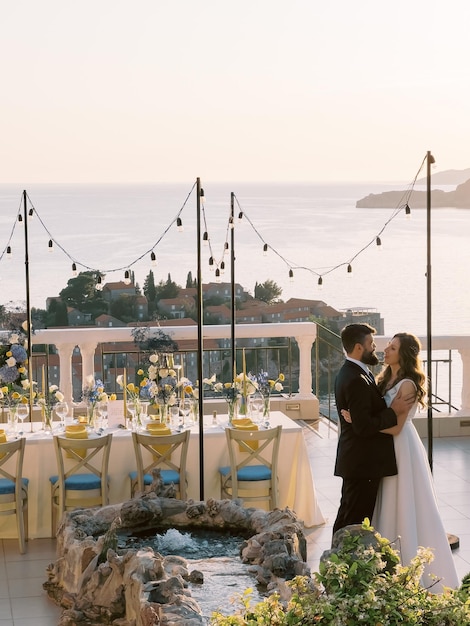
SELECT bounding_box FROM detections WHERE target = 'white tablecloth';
[0,411,324,539]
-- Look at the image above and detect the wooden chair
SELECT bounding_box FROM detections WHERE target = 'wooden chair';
[219,425,282,510]
[129,430,190,499]
[49,433,112,536]
[0,438,29,553]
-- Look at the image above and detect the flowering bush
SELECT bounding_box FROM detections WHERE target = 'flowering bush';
[210,519,470,626]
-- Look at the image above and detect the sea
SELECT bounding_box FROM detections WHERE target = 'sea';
[0,181,468,404]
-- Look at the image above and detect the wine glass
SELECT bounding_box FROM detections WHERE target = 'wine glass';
[180,399,192,428]
[16,404,29,435]
[95,401,108,432]
[127,401,137,430]
[250,393,264,424]
[54,401,69,431]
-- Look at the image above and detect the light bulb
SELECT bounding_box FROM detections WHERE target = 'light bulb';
[176,217,183,232]
[318,276,323,289]
[96,275,103,290]
[150,251,157,266]
[72,262,77,276]
[376,236,382,249]
[405,204,411,219]
[289,269,294,282]
[203,231,209,244]
[347,264,352,274]
[6,245,12,258]
[48,239,54,252]
[215,268,221,282]
[263,243,268,256]
[124,270,131,285]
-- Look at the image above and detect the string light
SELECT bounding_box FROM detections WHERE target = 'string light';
[318,276,323,288]
[150,251,157,266]
[229,216,234,229]
[376,236,382,248]
[289,269,294,282]
[220,260,225,273]
[224,241,229,253]
[124,270,131,285]
[203,231,209,244]
[263,243,268,256]
[72,262,77,276]
[238,211,243,221]
[200,187,205,206]
[405,204,411,218]
[96,275,103,291]
[6,246,12,258]
[48,239,54,252]
[208,256,214,270]
[28,207,34,218]
[347,264,352,274]
[215,267,221,282]
[176,217,183,232]
[18,214,23,222]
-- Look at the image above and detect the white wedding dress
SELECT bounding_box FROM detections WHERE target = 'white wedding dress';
[372,379,459,592]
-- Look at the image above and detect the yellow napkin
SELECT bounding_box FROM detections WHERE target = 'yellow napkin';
[65,424,88,458]
[231,418,253,427]
[147,423,172,456]
[233,420,259,451]
[0,428,6,459]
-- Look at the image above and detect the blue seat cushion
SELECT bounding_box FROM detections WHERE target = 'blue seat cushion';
[129,470,180,485]
[219,465,272,481]
[49,474,105,490]
[0,477,29,495]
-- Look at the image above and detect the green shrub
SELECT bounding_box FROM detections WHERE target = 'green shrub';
[210,520,470,626]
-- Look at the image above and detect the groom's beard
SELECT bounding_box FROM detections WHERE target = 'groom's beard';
[361,349,379,366]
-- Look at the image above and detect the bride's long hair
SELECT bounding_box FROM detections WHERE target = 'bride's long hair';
[376,332,427,407]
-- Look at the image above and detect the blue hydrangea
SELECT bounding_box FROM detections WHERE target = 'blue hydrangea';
[10,344,27,364]
[0,364,21,383]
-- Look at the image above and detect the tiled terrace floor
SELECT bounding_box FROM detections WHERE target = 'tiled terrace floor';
[1,420,469,625]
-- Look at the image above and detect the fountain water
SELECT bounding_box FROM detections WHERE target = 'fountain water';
[44,476,308,625]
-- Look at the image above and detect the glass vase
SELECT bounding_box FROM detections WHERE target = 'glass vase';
[262,396,271,418]
[226,399,238,424]
[42,407,53,433]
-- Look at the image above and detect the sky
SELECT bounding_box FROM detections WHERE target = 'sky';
[2,0,470,184]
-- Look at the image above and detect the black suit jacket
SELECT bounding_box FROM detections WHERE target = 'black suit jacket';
[334,360,398,479]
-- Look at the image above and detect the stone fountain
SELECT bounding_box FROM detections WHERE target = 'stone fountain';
[44,476,309,625]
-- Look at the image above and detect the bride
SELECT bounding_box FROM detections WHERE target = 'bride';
[343,332,459,592]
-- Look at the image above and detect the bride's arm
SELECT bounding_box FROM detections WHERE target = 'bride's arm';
[380,380,416,435]
[341,379,416,435]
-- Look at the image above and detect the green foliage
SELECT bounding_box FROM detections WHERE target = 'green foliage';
[155,273,181,300]
[254,279,283,304]
[210,520,469,626]
[59,271,108,318]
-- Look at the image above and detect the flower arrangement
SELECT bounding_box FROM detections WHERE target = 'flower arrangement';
[137,353,179,408]
[37,384,65,430]
[0,322,30,411]
[82,375,109,425]
[250,370,284,416]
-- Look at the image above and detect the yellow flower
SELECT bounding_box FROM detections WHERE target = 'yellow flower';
[279,373,285,382]
[18,367,26,373]
[11,391,21,400]
[6,351,12,357]
[137,368,144,376]
[184,385,193,394]
[109,393,117,401]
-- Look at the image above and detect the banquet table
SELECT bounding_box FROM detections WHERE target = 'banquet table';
[0,411,325,540]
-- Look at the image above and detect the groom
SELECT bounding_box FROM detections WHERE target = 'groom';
[332,323,413,536]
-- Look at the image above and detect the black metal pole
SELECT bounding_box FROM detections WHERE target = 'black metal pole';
[426,151,434,470]
[23,191,34,431]
[196,178,205,500]
[230,192,236,381]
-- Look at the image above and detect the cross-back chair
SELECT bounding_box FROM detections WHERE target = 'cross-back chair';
[129,429,190,499]
[0,437,29,553]
[49,433,112,535]
[219,424,282,510]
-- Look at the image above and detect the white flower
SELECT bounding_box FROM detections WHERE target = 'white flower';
[149,354,158,364]
[55,391,64,402]
[49,385,59,392]
[21,321,28,331]
[116,374,124,386]
[6,356,16,367]
[10,333,19,344]
[85,374,95,386]
[274,382,283,392]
